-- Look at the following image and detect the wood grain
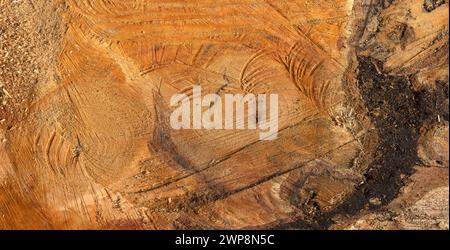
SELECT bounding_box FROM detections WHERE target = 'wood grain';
[0,0,448,229]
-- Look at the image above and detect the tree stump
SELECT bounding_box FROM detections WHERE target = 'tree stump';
[0,0,448,229]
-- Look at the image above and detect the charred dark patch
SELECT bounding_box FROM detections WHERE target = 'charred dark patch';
[325,56,449,227]
[275,56,448,229]
[338,57,423,210]
[414,80,449,122]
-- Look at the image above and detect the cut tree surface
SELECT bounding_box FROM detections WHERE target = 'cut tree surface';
[0,0,448,229]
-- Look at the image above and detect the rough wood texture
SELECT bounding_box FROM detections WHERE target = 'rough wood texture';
[0,0,448,229]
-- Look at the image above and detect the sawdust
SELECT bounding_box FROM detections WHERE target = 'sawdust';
[0,0,65,125]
